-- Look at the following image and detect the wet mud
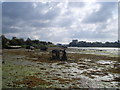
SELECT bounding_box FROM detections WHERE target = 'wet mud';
[2,48,120,88]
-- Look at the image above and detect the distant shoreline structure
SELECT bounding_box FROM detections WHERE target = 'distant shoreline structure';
[68,40,120,48]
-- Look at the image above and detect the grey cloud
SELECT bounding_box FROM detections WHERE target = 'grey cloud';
[2,2,60,20]
[72,30,112,40]
[95,23,107,31]
[82,2,117,23]
[2,2,34,19]
[68,2,85,8]
[57,17,75,28]
[2,26,19,34]
[2,2,118,43]
[2,2,61,34]
[31,21,52,28]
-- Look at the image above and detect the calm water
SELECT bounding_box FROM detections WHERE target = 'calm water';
[67,47,119,57]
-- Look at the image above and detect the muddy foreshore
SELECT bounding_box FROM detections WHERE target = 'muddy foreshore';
[2,48,120,88]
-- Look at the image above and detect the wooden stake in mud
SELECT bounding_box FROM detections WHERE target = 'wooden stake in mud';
[51,49,67,61]
[51,50,60,60]
[61,49,67,61]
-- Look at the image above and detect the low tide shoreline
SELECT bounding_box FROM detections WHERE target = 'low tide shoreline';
[2,48,120,88]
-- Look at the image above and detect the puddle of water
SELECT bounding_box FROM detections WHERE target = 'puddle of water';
[84,59,92,62]
[97,60,113,65]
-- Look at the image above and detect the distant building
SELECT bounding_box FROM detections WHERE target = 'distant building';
[72,40,78,44]
[69,40,78,47]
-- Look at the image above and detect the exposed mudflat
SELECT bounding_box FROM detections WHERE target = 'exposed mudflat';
[2,48,120,88]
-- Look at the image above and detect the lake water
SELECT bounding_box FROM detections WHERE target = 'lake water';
[67,47,119,57]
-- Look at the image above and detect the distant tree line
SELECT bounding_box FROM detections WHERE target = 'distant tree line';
[1,35,55,49]
[69,40,120,47]
[1,35,120,49]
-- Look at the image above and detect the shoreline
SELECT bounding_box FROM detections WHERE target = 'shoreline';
[2,49,120,88]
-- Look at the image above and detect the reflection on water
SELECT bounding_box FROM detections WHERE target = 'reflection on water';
[67,47,119,57]
[97,60,113,65]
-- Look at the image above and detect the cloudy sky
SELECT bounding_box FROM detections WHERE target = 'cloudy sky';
[2,1,118,44]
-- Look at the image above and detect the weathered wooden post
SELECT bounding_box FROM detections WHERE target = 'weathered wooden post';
[61,49,67,61]
[51,50,60,60]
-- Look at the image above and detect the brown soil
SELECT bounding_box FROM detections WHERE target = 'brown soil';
[52,77,72,84]
[13,75,51,88]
